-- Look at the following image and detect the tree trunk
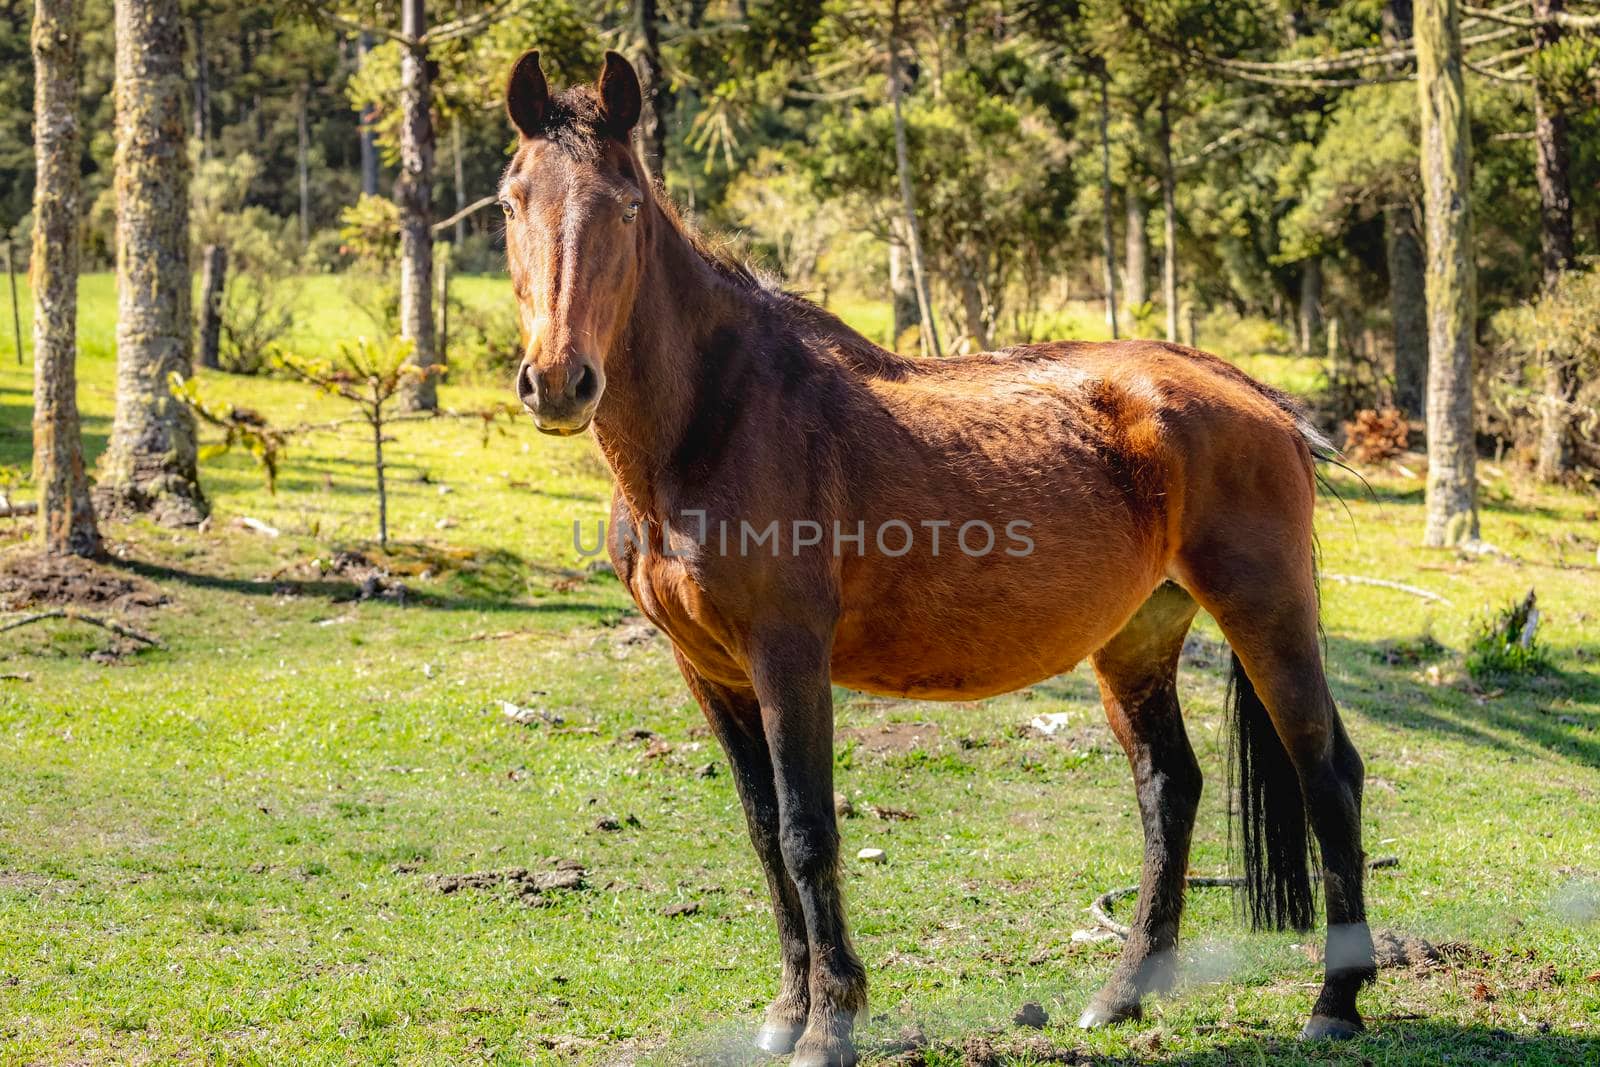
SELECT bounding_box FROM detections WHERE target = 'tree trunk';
[31,0,101,557]
[1385,204,1428,417]
[297,82,310,248]
[1416,0,1478,546]
[452,122,466,247]
[887,228,917,350]
[396,0,438,411]
[1297,258,1323,354]
[1124,187,1148,308]
[889,0,940,357]
[956,258,991,352]
[636,0,669,182]
[102,0,205,525]
[190,12,208,154]
[358,33,379,197]
[196,244,227,371]
[1158,98,1179,344]
[1382,0,1426,418]
[1533,0,1576,481]
[1097,75,1119,340]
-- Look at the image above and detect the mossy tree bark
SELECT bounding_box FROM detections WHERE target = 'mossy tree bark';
[1383,0,1428,419]
[31,0,101,558]
[358,33,379,196]
[1533,0,1576,481]
[1124,186,1148,308]
[1416,0,1479,546]
[1158,98,1179,344]
[888,0,940,357]
[1097,75,1119,340]
[1385,204,1428,417]
[196,243,226,371]
[636,0,670,182]
[1297,257,1323,355]
[101,0,205,526]
[396,0,438,412]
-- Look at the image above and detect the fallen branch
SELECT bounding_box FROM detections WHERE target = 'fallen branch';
[0,609,163,647]
[1089,856,1400,939]
[1324,573,1454,606]
[0,501,38,518]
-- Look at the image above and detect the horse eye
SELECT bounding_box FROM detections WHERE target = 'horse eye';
[622,201,639,223]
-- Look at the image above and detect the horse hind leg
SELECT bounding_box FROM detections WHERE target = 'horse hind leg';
[1078,581,1203,1029]
[1175,543,1374,1039]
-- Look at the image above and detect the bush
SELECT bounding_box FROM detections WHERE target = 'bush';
[1466,590,1551,682]
[449,233,505,275]
[1486,261,1600,470]
[218,207,301,374]
[446,296,521,381]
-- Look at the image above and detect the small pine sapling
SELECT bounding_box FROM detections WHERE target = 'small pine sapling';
[278,338,437,549]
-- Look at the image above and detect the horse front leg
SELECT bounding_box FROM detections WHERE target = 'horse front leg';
[750,626,866,1067]
[675,652,811,1053]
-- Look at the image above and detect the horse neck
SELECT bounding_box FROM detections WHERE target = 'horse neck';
[591,209,760,520]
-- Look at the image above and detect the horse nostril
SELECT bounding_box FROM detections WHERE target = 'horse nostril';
[516,363,538,406]
[571,363,599,404]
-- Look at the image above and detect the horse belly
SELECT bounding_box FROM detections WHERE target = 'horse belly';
[830,552,1158,700]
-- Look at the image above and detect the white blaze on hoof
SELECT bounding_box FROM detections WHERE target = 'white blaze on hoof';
[755,1021,803,1055]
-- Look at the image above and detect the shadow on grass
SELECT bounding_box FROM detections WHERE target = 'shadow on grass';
[0,396,111,471]
[1323,632,1600,770]
[1162,1020,1600,1065]
[108,553,625,618]
[676,1019,1600,1065]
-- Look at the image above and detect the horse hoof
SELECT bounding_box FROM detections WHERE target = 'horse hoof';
[1300,1015,1364,1041]
[790,1032,858,1067]
[754,1020,803,1055]
[1076,999,1142,1029]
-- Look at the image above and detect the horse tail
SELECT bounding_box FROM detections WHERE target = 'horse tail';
[1227,652,1318,932]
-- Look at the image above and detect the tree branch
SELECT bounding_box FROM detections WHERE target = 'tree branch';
[317,8,414,49]
[432,193,499,235]
[1464,3,1600,29]
[0,610,163,647]
[426,0,535,45]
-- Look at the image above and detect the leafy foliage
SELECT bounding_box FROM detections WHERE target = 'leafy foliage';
[1466,590,1551,682]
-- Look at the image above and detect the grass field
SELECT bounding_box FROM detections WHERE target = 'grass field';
[1,275,1599,1064]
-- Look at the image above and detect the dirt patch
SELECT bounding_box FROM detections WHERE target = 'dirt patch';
[895,1033,1086,1066]
[427,861,586,906]
[0,870,56,892]
[0,553,166,613]
[1374,930,1444,968]
[1304,929,1448,969]
[839,722,941,755]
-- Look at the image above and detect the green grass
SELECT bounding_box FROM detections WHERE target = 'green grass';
[2,278,1599,1064]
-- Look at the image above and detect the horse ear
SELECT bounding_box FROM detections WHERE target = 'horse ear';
[596,51,641,138]
[506,50,548,139]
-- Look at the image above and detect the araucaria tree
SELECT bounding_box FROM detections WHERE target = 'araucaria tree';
[100,0,206,525]
[395,0,439,412]
[1415,0,1479,546]
[31,0,100,558]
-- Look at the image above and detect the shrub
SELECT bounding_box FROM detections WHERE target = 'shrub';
[1466,590,1551,682]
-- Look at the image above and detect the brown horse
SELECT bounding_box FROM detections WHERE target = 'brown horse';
[499,51,1374,1066]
